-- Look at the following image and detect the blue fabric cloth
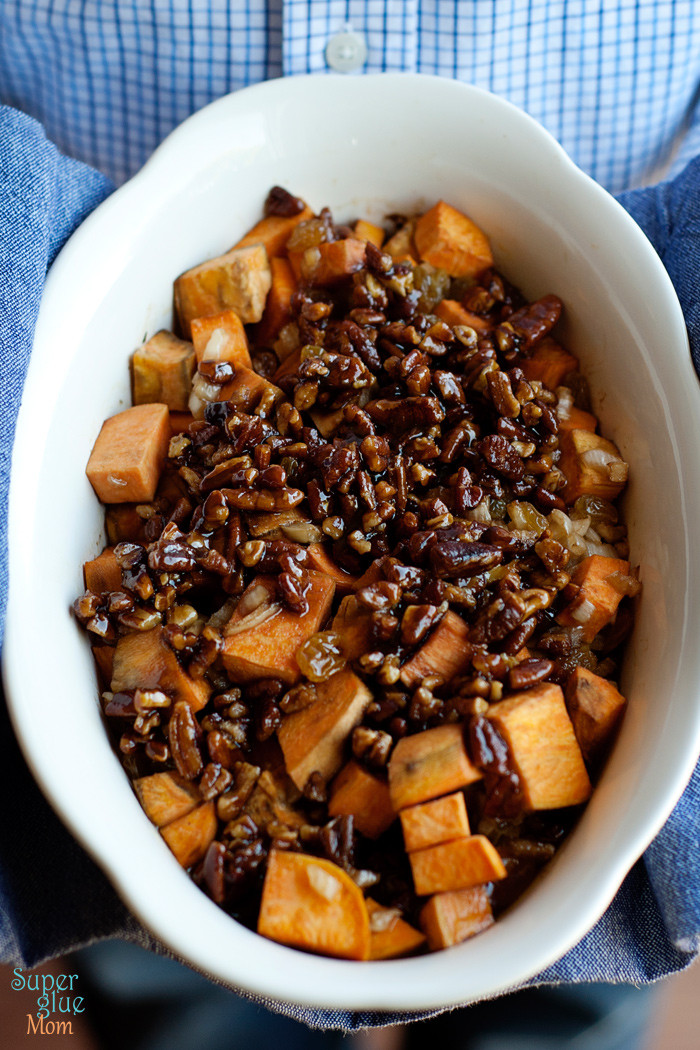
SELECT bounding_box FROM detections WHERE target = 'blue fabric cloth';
[1,103,699,1031]
[1,1,700,194]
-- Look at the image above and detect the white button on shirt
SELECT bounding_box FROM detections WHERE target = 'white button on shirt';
[325,27,368,73]
[0,1,698,193]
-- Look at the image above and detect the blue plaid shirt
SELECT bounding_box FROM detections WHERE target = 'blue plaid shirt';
[0,1,699,193]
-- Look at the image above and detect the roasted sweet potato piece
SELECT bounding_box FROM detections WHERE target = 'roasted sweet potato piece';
[330,594,374,661]
[134,771,200,827]
[257,850,371,960]
[174,243,271,336]
[91,644,114,687]
[307,543,359,594]
[564,666,627,761]
[556,554,631,643]
[389,724,482,811]
[353,220,385,248]
[366,899,426,959]
[521,337,578,390]
[160,801,217,868]
[221,571,335,684]
[487,682,591,810]
[435,299,491,333]
[246,508,308,539]
[558,428,629,503]
[111,626,211,712]
[400,791,470,852]
[278,670,372,791]
[86,403,170,504]
[414,201,493,278]
[169,410,195,435]
[232,205,313,258]
[83,547,122,594]
[420,886,494,950]
[131,330,195,411]
[190,309,252,368]
[383,220,418,263]
[328,761,395,839]
[410,835,506,896]
[255,257,298,346]
[399,610,472,688]
[557,404,597,433]
[302,238,367,286]
[105,504,148,544]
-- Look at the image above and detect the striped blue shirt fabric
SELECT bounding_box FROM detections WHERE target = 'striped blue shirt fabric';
[0,1,699,193]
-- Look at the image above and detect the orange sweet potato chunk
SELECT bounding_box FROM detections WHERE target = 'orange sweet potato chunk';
[435,299,492,333]
[190,309,252,368]
[221,571,335,684]
[277,670,372,791]
[232,205,314,258]
[353,220,385,248]
[83,546,122,594]
[410,835,507,896]
[131,330,195,411]
[218,365,284,415]
[556,554,631,642]
[558,429,629,504]
[400,610,472,688]
[420,886,494,950]
[330,594,374,661]
[174,243,271,336]
[134,771,200,828]
[414,201,493,277]
[400,791,470,852]
[86,403,170,504]
[366,899,426,960]
[255,257,298,346]
[307,543,359,594]
[564,666,627,761]
[328,761,395,839]
[258,850,371,960]
[160,801,217,868]
[111,626,211,712]
[303,238,367,286]
[557,405,597,433]
[521,337,578,391]
[389,724,482,812]
[487,682,591,810]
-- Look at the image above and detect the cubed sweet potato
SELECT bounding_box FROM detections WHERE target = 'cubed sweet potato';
[328,761,396,839]
[383,219,417,263]
[246,508,308,539]
[419,886,494,950]
[174,243,271,336]
[487,682,591,810]
[410,835,506,896]
[217,365,284,415]
[399,610,472,688]
[105,504,148,545]
[83,547,122,594]
[134,771,200,827]
[564,666,627,761]
[435,299,491,333]
[91,644,114,687]
[558,429,629,503]
[366,899,426,959]
[353,220,385,248]
[190,309,252,368]
[86,403,170,504]
[414,201,493,277]
[160,801,217,868]
[131,330,195,411]
[257,850,371,960]
[389,724,482,811]
[111,626,211,712]
[521,337,578,391]
[302,238,367,286]
[330,594,374,661]
[556,554,631,642]
[277,670,372,791]
[169,411,195,435]
[557,404,597,433]
[232,205,313,258]
[307,543,359,594]
[400,791,470,852]
[221,571,335,684]
[255,257,298,346]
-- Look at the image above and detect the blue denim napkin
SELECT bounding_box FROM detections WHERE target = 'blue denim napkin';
[1,104,699,1030]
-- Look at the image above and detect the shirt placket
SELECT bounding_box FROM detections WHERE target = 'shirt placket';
[281,0,418,76]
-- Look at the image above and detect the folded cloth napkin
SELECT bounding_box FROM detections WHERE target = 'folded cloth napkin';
[1,104,699,1031]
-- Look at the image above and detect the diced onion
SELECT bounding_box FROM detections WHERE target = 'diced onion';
[556,386,573,420]
[307,866,341,902]
[369,906,401,934]
[202,327,228,363]
[570,598,596,624]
